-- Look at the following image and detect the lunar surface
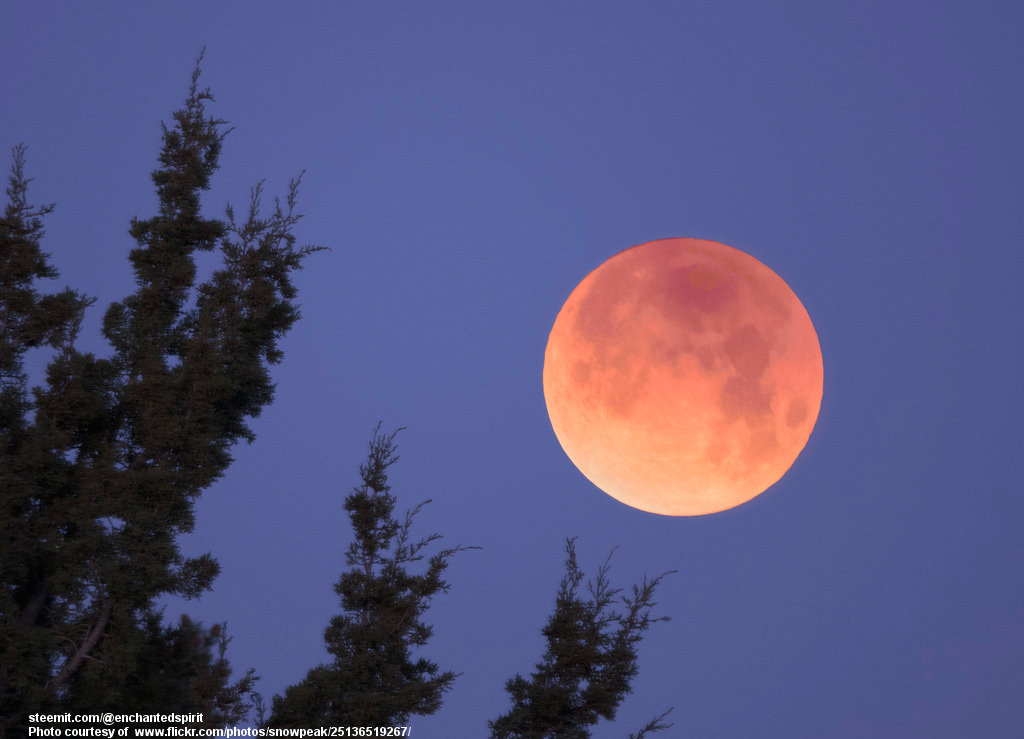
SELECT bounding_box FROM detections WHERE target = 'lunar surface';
[543,238,823,516]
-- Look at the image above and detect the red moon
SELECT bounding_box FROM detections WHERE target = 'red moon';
[543,238,823,516]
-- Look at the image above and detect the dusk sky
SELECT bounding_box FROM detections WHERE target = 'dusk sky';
[3,2,1023,736]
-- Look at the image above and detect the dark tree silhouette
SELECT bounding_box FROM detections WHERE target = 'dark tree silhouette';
[489,539,674,739]
[0,51,323,735]
[62,612,254,728]
[268,425,477,728]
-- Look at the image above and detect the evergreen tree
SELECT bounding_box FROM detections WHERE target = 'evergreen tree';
[489,539,674,739]
[0,51,323,735]
[62,612,255,729]
[268,425,476,728]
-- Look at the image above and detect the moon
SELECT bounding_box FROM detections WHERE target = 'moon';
[543,238,823,516]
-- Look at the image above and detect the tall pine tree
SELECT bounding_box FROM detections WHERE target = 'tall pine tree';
[1,51,323,735]
[268,425,476,728]
[489,539,674,739]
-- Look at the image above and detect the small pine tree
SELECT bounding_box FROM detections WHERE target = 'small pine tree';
[268,425,477,728]
[489,539,674,739]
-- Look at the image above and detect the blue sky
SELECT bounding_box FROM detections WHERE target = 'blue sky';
[3,2,1023,735]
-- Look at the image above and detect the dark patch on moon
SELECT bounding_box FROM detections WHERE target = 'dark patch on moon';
[720,324,773,422]
[724,324,770,378]
[786,397,809,428]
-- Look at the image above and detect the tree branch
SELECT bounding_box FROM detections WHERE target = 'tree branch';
[49,597,113,691]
